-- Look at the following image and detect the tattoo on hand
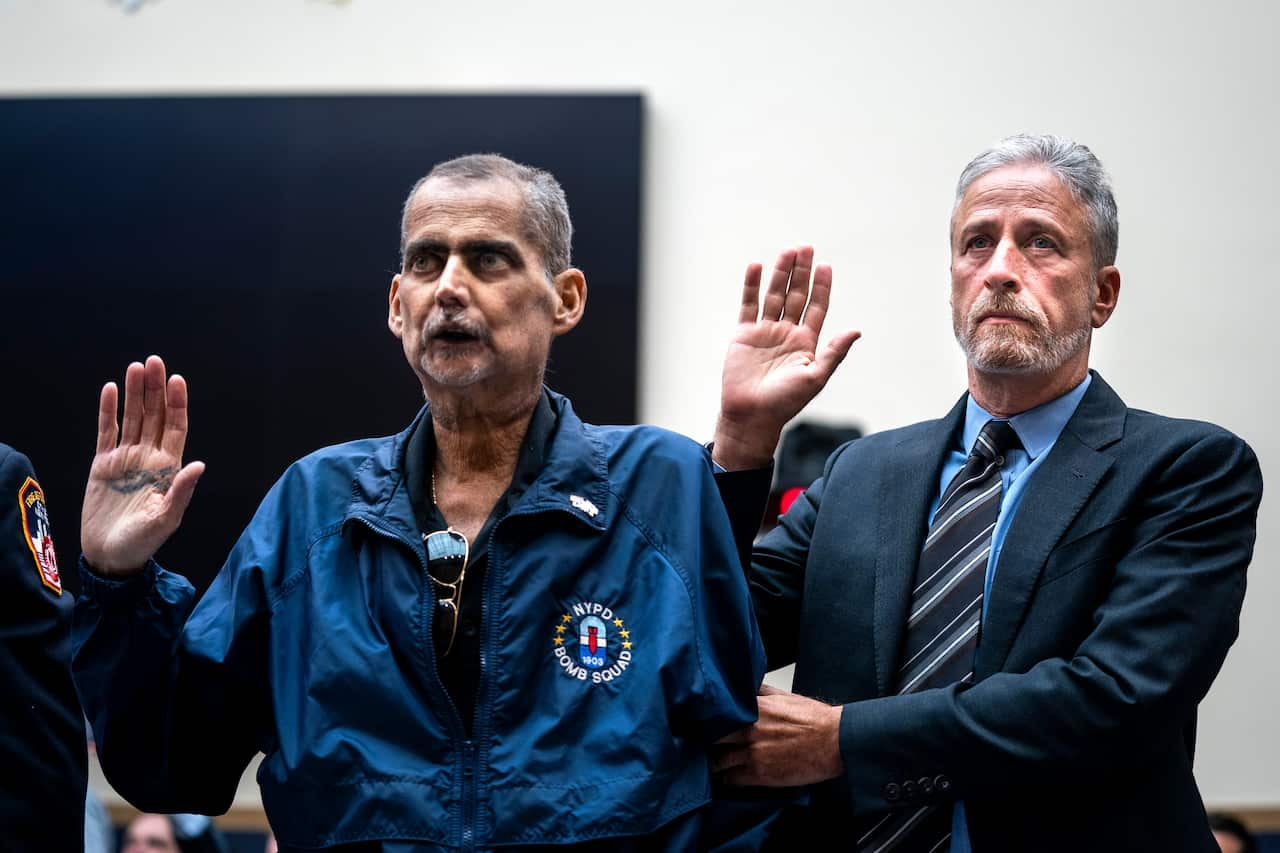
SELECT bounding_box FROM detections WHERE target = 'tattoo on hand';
[109,467,177,495]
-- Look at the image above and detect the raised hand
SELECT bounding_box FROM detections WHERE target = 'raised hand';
[713,246,861,470]
[81,356,205,575]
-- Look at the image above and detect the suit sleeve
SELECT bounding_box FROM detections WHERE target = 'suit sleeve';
[712,461,773,575]
[834,430,1262,812]
[73,491,277,815]
[744,442,854,671]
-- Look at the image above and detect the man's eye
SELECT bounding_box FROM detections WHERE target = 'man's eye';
[476,252,507,271]
[967,235,992,251]
[410,254,439,274]
[1030,236,1055,250]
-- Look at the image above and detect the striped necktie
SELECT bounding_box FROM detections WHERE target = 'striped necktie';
[857,419,1021,853]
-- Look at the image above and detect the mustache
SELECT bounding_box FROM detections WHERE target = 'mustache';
[967,291,1047,330]
[423,312,490,342]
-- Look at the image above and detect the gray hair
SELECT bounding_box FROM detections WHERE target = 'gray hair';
[399,153,573,279]
[953,133,1119,269]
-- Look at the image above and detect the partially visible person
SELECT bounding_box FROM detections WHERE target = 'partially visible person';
[85,788,113,853]
[0,443,87,851]
[121,814,180,853]
[86,717,116,853]
[120,813,228,853]
[1209,813,1258,853]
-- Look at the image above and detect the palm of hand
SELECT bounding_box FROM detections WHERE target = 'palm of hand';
[712,247,860,470]
[722,320,823,420]
[81,356,204,575]
[83,444,181,572]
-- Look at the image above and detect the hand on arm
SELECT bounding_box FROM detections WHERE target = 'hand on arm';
[712,684,844,787]
[714,247,860,471]
[81,355,204,575]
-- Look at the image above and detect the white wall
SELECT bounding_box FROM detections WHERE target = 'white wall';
[3,0,1276,808]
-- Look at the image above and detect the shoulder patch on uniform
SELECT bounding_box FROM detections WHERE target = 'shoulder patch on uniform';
[18,477,61,595]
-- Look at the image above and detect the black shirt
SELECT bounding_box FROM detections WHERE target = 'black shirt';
[402,392,556,735]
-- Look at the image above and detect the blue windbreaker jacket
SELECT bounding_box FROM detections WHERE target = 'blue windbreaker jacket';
[74,392,765,850]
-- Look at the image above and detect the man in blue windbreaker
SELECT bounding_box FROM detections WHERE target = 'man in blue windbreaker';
[72,155,850,851]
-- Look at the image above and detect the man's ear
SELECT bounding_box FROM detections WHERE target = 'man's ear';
[388,274,404,338]
[1091,266,1121,328]
[550,268,587,336]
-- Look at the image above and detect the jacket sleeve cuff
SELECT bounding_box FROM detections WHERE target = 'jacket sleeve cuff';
[78,556,162,605]
[839,693,958,815]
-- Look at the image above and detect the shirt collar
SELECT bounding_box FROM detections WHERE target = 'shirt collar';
[404,389,557,534]
[962,373,1092,461]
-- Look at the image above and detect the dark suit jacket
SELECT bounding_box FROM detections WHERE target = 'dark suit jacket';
[749,373,1262,852]
[0,444,87,851]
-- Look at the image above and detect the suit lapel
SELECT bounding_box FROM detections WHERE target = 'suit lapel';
[872,396,966,695]
[974,372,1126,677]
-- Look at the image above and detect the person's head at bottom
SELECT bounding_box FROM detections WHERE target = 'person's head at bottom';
[1208,813,1258,853]
[121,813,227,853]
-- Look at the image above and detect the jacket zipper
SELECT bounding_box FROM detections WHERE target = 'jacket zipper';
[351,515,474,850]
[359,504,591,850]
[467,506,565,850]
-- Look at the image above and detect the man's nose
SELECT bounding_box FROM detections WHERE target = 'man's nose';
[435,254,470,305]
[984,238,1022,291]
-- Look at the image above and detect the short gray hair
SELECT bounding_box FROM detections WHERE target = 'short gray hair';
[953,133,1119,269]
[399,153,573,279]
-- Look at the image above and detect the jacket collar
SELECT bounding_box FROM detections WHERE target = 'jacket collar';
[344,388,611,538]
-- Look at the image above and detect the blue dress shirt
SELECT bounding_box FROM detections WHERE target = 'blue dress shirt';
[930,375,1092,853]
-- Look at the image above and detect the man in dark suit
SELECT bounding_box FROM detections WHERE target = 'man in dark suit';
[0,443,88,851]
[708,134,1263,851]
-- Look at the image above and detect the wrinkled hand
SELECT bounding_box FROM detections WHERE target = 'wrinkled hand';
[712,684,845,787]
[714,246,860,470]
[81,355,205,575]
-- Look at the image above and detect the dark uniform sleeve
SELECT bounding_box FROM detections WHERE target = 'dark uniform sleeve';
[73,495,275,815]
[0,444,88,852]
[712,462,774,576]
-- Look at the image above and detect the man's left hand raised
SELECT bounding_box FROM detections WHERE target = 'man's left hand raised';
[712,684,845,787]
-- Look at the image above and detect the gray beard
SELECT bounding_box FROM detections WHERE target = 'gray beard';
[954,291,1091,375]
[418,352,490,388]
[959,322,1091,374]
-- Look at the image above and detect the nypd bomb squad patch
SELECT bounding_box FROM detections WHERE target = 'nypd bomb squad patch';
[18,476,61,595]
[552,601,634,685]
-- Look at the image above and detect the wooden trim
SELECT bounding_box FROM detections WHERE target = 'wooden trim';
[1207,805,1280,832]
[107,803,271,832]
